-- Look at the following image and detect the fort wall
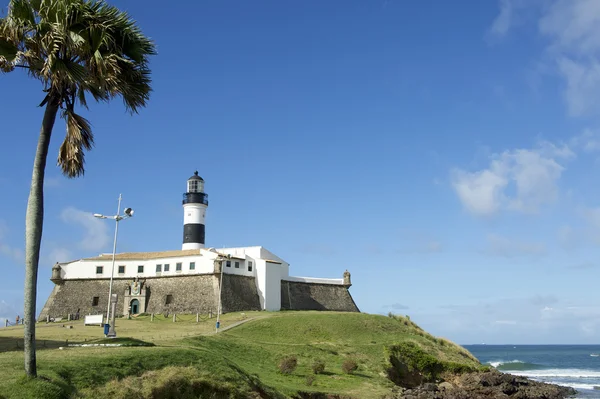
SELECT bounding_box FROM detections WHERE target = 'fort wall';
[39,274,358,320]
[280,280,359,312]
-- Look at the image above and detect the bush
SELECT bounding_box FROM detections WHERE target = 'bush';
[312,360,326,374]
[305,375,316,386]
[341,359,358,374]
[278,355,298,375]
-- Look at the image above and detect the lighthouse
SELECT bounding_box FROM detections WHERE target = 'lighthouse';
[182,171,208,250]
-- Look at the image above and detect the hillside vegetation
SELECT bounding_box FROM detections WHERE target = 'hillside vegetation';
[0,311,483,399]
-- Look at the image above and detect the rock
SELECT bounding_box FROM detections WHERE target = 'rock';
[422,383,437,392]
[437,382,453,391]
[500,382,517,395]
[396,370,576,399]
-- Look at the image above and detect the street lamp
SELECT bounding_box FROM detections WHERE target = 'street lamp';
[94,194,134,337]
[214,253,230,333]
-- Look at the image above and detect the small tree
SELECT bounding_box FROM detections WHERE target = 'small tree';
[278,355,298,375]
[312,359,326,374]
[342,359,358,374]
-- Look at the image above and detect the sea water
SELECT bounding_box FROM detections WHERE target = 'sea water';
[464,345,600,398]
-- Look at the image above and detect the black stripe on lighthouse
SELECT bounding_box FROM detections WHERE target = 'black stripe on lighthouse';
[183,223,205,245]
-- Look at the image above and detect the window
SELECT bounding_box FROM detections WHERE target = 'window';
[176,262,182,271]
[164,264,170,272]
[165,294,173,305]
[235,261,240,269]
[138,265,144,273]
[92,296,99,306]
[190,262,195,270]
[248,261,253,272]
[189,180,198,192]
[156,264,162,272]
[226,260,231,268]
[118,265,125,274]
[96,266,103,274]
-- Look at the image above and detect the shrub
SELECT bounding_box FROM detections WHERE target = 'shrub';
[305,375,316,386]
[312,360,326,374]
[278,355,298,375]
[341,359,358,374]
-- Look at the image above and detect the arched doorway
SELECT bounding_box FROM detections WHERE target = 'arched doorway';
[130,299,140,315]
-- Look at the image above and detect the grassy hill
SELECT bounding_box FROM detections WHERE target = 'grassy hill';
[0,311,483,399]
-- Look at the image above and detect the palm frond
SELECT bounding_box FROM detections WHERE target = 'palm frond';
[57,109,94,178]
[2,0,154,175]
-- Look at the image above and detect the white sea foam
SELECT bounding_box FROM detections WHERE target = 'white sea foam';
[510,369,600,379]
[488,359,524,368]
[547,381,598,391]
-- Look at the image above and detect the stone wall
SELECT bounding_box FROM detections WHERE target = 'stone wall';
[280,280,359,312]
[220,274,262,313]
[39,279,114,320]
[39,274,260,320]
[144,274,219,314]
[38,275,358,320]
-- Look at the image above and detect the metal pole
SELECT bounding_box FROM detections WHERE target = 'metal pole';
[216,258,224,333]
[106,194,122,326]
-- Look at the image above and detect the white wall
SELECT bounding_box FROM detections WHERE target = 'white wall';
[254,260,284,311]
[183,203,207,225]
[254,259,267,310]
[221,256,255,277]
[59,248,262,280]
[60,255,214,279]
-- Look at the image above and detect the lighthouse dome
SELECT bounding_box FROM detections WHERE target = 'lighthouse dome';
[188,171,204,182]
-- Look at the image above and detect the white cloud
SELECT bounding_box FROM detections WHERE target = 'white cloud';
[0,299,19,326]
[570,128,600,152]
[44,247,73,264]
[557,58,600,117]
[484,233,546,257]
[0,220,23,264]
[414,296,600,344]
[489,0,513,37]
[541,0,600,117]
[490,0,600,116]
[494,320,517,325]
[384,303,410,310]
[60,207,110,252]
[538,0,600,56]
[451,141,573,216]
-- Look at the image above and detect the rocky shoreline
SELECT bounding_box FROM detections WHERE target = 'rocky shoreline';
[387,369,577,399]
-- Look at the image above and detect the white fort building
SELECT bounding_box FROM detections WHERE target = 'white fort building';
[40,172,358,319]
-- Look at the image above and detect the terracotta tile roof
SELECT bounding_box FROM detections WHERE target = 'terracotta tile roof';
[82,249,205,261]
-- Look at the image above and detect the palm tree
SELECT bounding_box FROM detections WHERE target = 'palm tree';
[0,0,155,377]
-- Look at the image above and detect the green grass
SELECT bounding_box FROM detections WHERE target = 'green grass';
[0,311,482,399]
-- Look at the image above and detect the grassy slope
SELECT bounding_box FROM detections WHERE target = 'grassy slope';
[0,312,481,399]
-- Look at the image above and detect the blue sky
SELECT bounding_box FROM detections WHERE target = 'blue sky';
[2,0,600,344]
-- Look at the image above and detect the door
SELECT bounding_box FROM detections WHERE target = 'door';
[130,299,140,314]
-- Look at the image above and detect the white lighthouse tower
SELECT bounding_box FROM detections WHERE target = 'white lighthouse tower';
[182,171,208,250]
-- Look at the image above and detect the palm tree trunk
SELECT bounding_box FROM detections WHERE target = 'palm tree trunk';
[24,100,59,377]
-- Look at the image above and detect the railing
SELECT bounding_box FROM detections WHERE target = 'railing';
[182,192,208,205]
[4,319,23,327]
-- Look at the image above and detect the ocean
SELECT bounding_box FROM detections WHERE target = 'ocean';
[464,345,600,398]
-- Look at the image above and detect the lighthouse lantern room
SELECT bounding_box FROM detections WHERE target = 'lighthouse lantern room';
[182,171,208,250]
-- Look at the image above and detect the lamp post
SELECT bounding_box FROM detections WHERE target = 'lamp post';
[214,254,230,333]
[93,194,134,337]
